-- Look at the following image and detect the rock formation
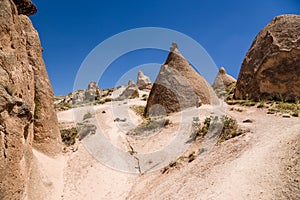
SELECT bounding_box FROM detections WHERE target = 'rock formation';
[235,14,300,101]
[0,0,61,199]
[128,80,135,86]
[145,43,217,116]
[213,67,236,88]
[213,67,236,98]
[137,70,152,90]
[84,81,101,101]
[119,84,139,99]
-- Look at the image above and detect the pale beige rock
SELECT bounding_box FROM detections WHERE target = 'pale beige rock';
[0,0,61,199]
[235,14,300,101]
[128,80,135,86]
[137,70,152,90]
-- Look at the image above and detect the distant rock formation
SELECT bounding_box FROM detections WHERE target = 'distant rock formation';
[128,80,135,86]
[235,14,300,101]
[119,84,139,99]
[137,70,152,90]
[145,43,217,116]
[213,67,236,98]
[84,81,101,102]
[0,0,61,199]
[213,67,236,88]
[55,82,101,107]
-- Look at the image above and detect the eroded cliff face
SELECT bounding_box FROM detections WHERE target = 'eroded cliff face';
[0,0,61,199]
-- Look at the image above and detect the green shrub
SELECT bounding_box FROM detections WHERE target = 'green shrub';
[218,116,243,143]
[83,111,94,121]
[60,127,78,146]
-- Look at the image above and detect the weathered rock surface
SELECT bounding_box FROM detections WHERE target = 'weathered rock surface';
[145,43,217,116]
[235,14,300,101]
[0,0,61,199]
[13,0,37,16]
[137,70,152,90]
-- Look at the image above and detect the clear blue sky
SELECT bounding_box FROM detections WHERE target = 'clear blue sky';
[30,0,299,96]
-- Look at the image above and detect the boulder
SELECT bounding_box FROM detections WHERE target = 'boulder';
[137,70,152,90]
[235,15,300,101]
[0,0,61,199]
[145,43,217,116]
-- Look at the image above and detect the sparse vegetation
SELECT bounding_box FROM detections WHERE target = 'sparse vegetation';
[83,111,94,121]
[131,105,146,117]
[227,99,257,106]
[34,103,40,119]
[225,82,236,101]
[218,116,244,143]
[263,101,300,117]
[130,117,171,136]
[190,115,244,143]
[56,102,72,111]
[60,127,78,146]
[94,99,106,105]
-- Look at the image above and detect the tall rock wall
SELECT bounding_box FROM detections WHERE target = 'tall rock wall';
[0,0,61,199]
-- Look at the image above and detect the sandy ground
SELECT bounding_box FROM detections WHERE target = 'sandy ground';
[127,106,300,200]
[32,97,300,200]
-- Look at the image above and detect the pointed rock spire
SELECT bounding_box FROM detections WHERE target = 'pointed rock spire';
[145,43,217,116]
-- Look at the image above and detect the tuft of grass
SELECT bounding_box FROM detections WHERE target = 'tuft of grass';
[130,117,170,136]
[130,105,145,117]
[227,99,257,107]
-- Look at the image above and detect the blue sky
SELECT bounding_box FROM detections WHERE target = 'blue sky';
[30,0,299,96]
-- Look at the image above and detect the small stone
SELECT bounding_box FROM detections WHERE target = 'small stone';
[243,119,254,123]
